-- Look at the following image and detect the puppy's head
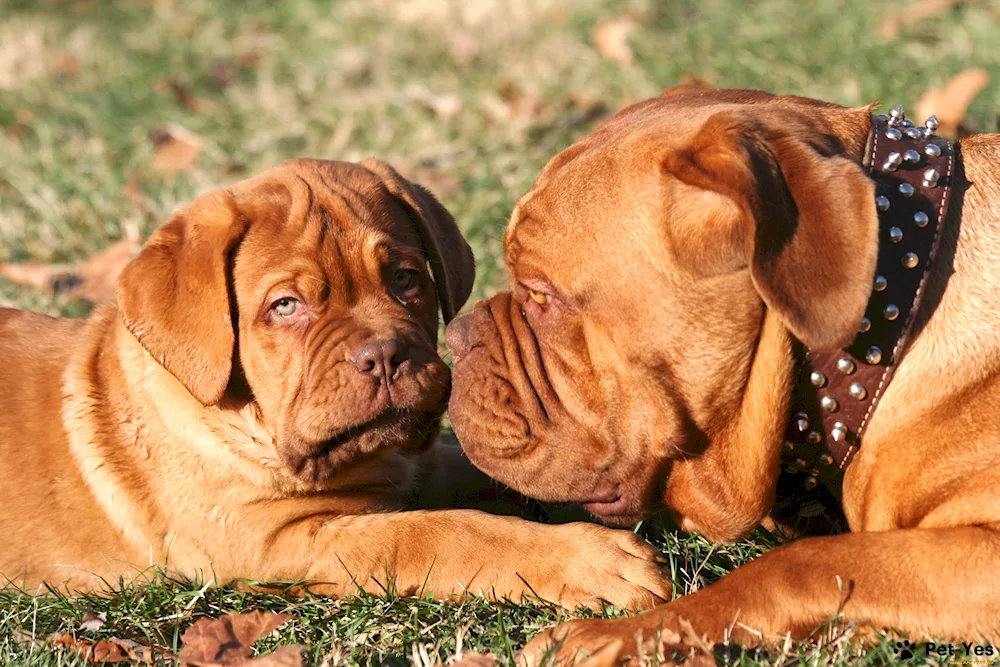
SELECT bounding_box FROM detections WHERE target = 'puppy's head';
[447,88,877,534]
[117,158,473,483]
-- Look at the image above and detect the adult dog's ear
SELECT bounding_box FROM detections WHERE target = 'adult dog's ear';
[361,158,475,323]
[117,190,249,406]
[663,107,878,350]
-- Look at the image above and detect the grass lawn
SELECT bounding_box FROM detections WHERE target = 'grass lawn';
[1,0,997,664]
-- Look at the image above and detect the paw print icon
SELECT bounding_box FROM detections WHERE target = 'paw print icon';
[893,639,914,660]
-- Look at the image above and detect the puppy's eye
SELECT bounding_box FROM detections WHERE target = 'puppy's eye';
[391,269,421,297]
[272,297,299,317]
[527,290,550,307]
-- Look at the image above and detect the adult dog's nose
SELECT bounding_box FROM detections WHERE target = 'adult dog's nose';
[350,339,407,380]
[445,314,474,364]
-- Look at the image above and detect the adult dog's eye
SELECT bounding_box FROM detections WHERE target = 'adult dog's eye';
[527,290,550,307]
[272,297,299,317]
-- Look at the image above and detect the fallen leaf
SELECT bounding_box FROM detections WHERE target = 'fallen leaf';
[179,611,300,667]
[155,78,215,112]
[80,612,108,633]
[592,17,636,65]
[879,0,961,39]
[48,633,155,664]
[49,50,81,79]
[915,68,991,139]
[0,237,140,304]
[149,124,204,175]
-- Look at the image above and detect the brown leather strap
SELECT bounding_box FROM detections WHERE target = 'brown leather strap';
[779,108,954,494]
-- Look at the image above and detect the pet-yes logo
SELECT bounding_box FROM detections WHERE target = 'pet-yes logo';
[893,639,998,663]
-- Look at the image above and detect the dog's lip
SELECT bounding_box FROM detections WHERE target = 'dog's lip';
[580,488,630,518]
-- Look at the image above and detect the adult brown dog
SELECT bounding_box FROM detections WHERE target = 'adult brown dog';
[446,88,1000,659]
[0,158,670,611]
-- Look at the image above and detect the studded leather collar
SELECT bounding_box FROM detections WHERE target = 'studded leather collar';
[777,107,954,500]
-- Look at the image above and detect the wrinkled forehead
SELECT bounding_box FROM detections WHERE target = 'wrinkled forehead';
[504,97,758,271]
[236,164,424,266]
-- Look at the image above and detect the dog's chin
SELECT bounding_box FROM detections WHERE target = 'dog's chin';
[280,409,441,483]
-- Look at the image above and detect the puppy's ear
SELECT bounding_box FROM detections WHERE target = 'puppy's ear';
[663,107,877,350]
[361,158,475,323]
[116,190,248,405]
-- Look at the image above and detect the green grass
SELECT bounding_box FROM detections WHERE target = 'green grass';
[1,0,998,664]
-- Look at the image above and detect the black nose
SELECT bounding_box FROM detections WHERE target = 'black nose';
[349,339,407,380]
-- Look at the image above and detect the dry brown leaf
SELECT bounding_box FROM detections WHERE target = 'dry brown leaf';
[592,17,636,65]
[48,633,155,664]
[179,611,300,667]
[451,653,498,667]
[915,68,991,139]
[155,78,215,112]
[80,612,108,633]
[0,237,139,304]
[149,124,204,175]
[880,0,961,38]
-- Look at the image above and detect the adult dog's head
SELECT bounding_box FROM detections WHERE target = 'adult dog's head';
[118,158,473,483]
[447,88,879,538]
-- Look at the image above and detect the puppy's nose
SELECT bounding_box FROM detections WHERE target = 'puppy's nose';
[445,314,474,364]
[350,339,407,380]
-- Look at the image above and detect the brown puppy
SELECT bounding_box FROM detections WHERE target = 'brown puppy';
[447,88,1000,658]
[0,158,670,611]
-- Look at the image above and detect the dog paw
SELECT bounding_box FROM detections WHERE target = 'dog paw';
[517,613,706,667]
[518,617,638,667]
[519,522,671,611]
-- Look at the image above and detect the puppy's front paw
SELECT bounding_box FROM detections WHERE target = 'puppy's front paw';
[522,522,671,611]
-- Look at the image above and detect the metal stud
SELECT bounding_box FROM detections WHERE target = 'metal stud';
[904,127,922,139]
[795,412,809,432]
[903,149,921,164]
[821,396,839,413]
[837,358,856,374]
[923,168,940,188]
[810,371,827,387]
[898,183,915,197]
[875,195,891,211]
[889,105,905,125]
[849,383,867,400]
[783,439,795,452]
[820,453,835,465]
[883,152,902,171]
[924,115,938,135]
[913,211,929,227]
[902,252,919,269]
[831,422,848,442]
[807,430,822,444]
[884,304,899,320]
[796,457,808,470]
[925,142,942,158]
[900,119,915,129]
[859,317,871,334]
[889,227,903,243]
[866,346,883,364]
[875,113,889,121]
[804,476,819,490]
[915,126,927,137]
[885,127,903,141]
[874,275,887,291]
